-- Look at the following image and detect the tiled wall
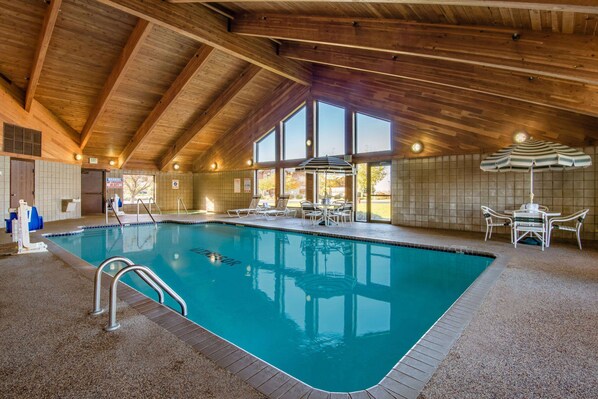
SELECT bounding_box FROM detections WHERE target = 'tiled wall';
[0,156,9,220]
[194,170,254,213]
[34,160,82,222]
[393,147,597,241]
[106,169,194,212]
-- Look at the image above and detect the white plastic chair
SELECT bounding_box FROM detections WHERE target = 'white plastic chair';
[481,206,513,242]
[513,211,547,251]
[300,201,322,225]
[547,209,589,250]
[330,202,353,225]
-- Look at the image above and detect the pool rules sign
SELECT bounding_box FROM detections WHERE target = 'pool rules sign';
[172,179,179,190]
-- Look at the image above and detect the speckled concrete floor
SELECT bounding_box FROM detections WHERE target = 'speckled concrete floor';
[1,214,597,398]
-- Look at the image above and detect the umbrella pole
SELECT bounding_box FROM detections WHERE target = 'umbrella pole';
[530,166,534,204]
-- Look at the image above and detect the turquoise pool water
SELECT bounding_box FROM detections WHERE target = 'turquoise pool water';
[49,223,493,392]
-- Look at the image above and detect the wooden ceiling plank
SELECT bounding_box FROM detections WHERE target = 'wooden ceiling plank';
[25,0,62,112]
[232,14,598,85]
[79,18,152,149]
[159,64,262,170]
[169,0,598,14]
[95,0,311,85]
[280,42,598,117]
[119,45,215,168]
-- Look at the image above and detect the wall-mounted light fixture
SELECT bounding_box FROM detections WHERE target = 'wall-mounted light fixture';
[109,160,116,166]
[173,163,180,171]
[306,139,312,147]
[210,162,218,170]
[74,154,82,161]
[513,131,529,143]
[411,141,424,154]
[246,159,253,166]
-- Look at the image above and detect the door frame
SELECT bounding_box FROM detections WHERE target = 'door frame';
[10,157,35,208]
[81,168,106,215]
[355,160,392,224]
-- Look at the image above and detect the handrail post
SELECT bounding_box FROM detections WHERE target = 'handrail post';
[137,200,140,222]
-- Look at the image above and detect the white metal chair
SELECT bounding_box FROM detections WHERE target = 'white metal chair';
[330,202,353,225]
[513,211,547,251]
[300,201,322,225]
[481,206,513,242]
[547,209,589,250]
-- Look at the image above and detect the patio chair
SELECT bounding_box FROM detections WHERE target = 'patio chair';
[227,195,261,217]
[300,201,322,225]
[513,210,547,251]
[547,208,589,250]
[481,206,513,243]
[330,202,353,225]
[257,196,297,219]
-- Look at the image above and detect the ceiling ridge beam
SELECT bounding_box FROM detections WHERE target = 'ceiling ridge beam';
[118,45,215,168]
[95,0,311,86]
[231,14,598,85]
[79,18,153,150]
[168,1,598,13]
[159,63,262,170]
[281,42,598,117]
[25,0,62,112]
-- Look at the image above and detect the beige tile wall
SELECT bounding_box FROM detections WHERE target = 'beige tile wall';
[393,147,597,241]
[106,169,194,212]
[194,170,254,213]
[0,156,9,220]
[34,160,82,222]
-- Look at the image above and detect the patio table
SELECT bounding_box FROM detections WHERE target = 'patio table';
[316,203,341,226]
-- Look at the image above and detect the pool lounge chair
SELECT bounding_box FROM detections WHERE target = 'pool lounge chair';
[227,196,261,217]
[256,196,297,219]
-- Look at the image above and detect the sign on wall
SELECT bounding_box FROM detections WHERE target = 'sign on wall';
[234,178,241,193]
[106,177,123,189]
[244,178,251,193]
[172,179,179,190]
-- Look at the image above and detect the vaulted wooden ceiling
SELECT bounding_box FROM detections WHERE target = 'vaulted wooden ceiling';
[0,0,596,171]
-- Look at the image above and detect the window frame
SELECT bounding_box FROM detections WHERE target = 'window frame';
[122,174,156,205]
[281,104,307,161]
[255,128,277,164]
[354,111,393,155]
[315,100,346,158]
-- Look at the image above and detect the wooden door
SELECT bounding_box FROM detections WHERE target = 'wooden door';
[81,169,104,214]
[10,158,35,208]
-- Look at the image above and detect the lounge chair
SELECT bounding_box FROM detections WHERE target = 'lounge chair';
[257,196,297,219]
[481,206,512,242]
[227,195,261,217]
[547,208,589,250]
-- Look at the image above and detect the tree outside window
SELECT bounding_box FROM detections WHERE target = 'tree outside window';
[123,174,155,204]
[283,168,306,207]
[256,169,276,206]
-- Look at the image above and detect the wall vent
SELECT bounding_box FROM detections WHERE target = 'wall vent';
[3,123,42,157]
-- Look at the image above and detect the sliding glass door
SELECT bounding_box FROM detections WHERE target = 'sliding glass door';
[355,161,391,223]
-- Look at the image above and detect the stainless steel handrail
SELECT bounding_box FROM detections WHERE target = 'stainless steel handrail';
[105,200,123,227]
[148,197,162,215]
[105,264,188,331]
[90,256,164,315]
[136,199,157,225]
[177,198,189,215]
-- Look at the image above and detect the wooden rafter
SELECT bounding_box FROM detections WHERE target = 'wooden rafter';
[159,64,262,170]
[118,45,215,168]
[25,0,62,112]
[281,42,598,117]
[95,0,311,86]
[79,19,152,150]
[168,0,598,13]
[232,14,598,85]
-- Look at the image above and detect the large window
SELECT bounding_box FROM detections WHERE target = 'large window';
[256,169,276,205]
[123,174,155,204]
[256,129,276,163]
[355,112,391,154]
[282,106,306,160]
[317,173,346,202]
[316,101,345,156]
[282,168,306,208]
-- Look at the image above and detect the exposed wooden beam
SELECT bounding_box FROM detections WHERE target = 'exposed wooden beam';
[95,0,311,85]
[281,42,598,117]
[159,64,262,170]
[79,19,152,150]
[25,0,62,112]
[169,0,598,13]
[118,45,215,168]
[232,14,598,85]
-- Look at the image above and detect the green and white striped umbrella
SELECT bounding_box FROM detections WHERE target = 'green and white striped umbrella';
[480,138,592,203]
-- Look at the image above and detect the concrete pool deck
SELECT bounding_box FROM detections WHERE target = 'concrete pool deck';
[1,213,597,398]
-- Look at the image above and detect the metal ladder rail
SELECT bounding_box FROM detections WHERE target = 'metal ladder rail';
[177,198,189,215]
[106,264,187,331]
[105,200,123,227]
[148,197,162,215]
[91,256,165,315]
[136,199,157,225]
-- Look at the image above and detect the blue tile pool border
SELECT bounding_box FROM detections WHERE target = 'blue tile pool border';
[42,220,506,399]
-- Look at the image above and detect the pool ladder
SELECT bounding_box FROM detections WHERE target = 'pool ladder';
[91,256,188,332]
[136,199,157,226]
